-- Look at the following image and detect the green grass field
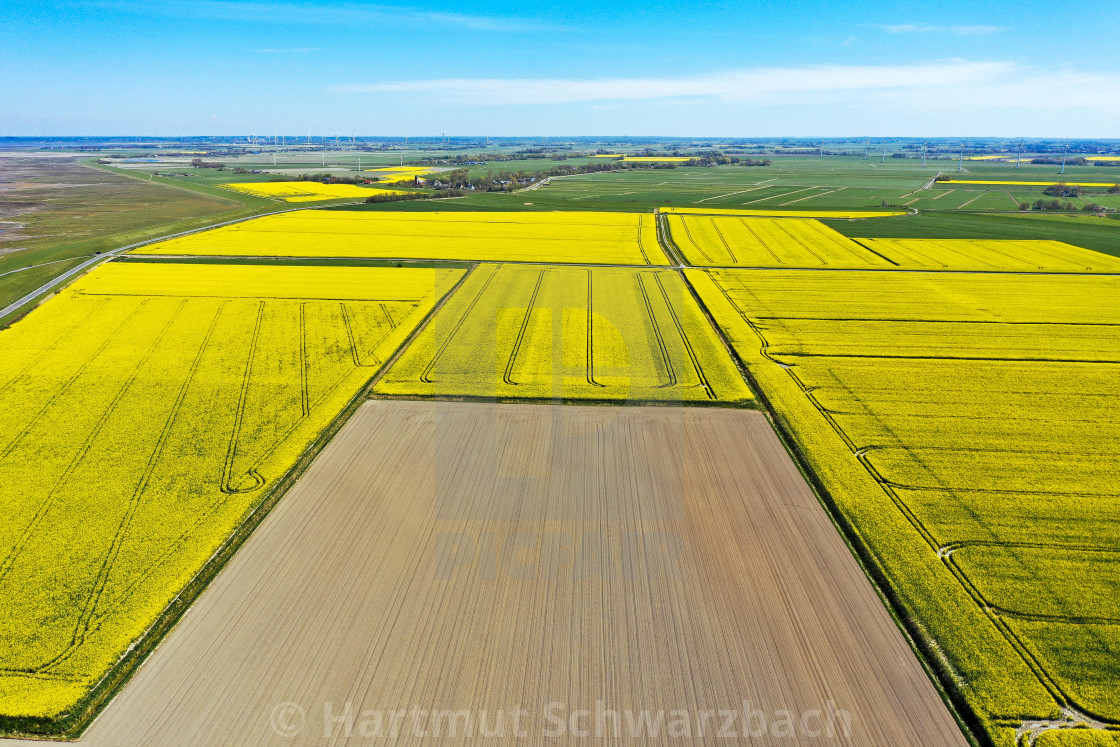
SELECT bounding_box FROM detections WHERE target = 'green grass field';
[824,212,1120,258]
[322,156,1118,218]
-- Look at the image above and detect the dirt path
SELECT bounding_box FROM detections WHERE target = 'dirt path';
[18,401,966,745]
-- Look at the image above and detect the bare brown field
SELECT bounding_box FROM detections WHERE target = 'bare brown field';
[28,401,964,745]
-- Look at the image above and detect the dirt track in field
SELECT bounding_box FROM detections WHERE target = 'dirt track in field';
[36,401,964,745]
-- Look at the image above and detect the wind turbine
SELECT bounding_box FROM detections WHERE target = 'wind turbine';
[921,142,927,168]
[1015,138,1024,169]
[957,143,965,172]
[1059,140,1069,175]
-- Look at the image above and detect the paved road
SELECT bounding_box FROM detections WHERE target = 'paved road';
[0,202,366,323]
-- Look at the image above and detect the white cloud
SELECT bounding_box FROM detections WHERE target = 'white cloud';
[328,60,1120,119]
[330,60,1016,105]
[876,67,1120,117]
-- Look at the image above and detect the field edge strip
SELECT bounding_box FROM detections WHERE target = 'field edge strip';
[365,391,757,410]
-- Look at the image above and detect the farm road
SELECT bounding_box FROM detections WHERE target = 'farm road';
[0,201,370,324]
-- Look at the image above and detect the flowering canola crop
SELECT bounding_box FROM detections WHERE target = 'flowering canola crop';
[362,166,434,184]
[137,211,670,266]
[591,155,693,162]
[667,215,884,267]
[622,156,693,163]
[665,215,1120,272]
[223,182,407,202]
[689,267,1120,745]
[0,262,461,729]
[855,238,1120,272]
[374,264,751,404]
[939,179,1118,187]
[363,166,431,173]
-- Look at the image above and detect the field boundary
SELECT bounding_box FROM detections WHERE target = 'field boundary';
[124,253,672,269]
[116,255,476,270]
[653,219,764,402]
[0,272,467,739]
[365,265,479,392]
[654,213,688,266]
[364,258,757,409]
[754,398,984,747]
[367,391,757,410]
[86,161,271,209]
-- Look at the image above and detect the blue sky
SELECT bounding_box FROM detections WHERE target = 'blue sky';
[2,0,1118,136]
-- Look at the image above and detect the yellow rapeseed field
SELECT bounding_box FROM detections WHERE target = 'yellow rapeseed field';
[666,215,1120,272]
[855,238,1120,272]
[372,174,424,185]
[622,156,693,162]
[688,267,1120,746]
[363,166,430,173]
[0,262,461,728]
[362,166,434,184]
[939,179,1119,187]
[374,264,752,404]
[590,155,693,162]
[659,206,907,218]
[136,211,670,265]
[222,182,407,202]
[667,215,892,267]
